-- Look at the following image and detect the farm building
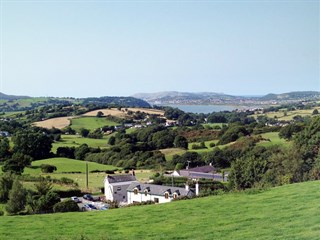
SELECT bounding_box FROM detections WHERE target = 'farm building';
[172,165,227,181]
[104,174,139,203]
[127,183,196,204]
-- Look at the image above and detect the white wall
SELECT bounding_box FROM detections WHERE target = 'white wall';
[127,191,173,204]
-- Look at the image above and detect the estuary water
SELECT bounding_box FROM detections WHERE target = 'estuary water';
[162,104,241,114]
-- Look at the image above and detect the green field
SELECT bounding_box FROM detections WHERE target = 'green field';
[70,117,118,131]
[252,107,320,121]
[1,181,320,239]
[23,158,118,192]
[258,132,289,147]
[52,134,113,153]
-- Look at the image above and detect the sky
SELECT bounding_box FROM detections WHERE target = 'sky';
[0,0,319,98]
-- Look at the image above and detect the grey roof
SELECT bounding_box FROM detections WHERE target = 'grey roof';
[186,165,215,173]
[106,174,137,184]
[127,183,193,197]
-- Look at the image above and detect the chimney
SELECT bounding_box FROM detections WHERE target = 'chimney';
[185,183,189,191]
[195,182,199,196]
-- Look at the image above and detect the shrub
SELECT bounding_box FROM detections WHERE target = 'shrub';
[40,164,57,173]
[53,199,79,213]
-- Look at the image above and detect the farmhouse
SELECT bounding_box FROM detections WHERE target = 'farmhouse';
[127,183,196,204]
[104,174,139,203]
[172,165,227,181]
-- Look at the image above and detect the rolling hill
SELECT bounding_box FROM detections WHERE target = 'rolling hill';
[1,181,319,239]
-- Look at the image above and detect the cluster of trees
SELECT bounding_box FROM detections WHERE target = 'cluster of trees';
[0,128,53,175]
[0,174,65,215]
[229,116,320,189]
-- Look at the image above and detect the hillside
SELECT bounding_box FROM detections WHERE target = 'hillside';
[1,181,320,239]
[0,92,30,100]
[133,91,320,105]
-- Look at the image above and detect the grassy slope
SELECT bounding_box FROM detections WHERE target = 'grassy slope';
[70,117,118,132]
[1,181,320,239]
[258,132,289,147]
[51,134,113,153]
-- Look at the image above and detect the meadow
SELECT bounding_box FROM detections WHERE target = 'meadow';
[51,134,112,153]
[1,181,320,239]
[70,117,118,132]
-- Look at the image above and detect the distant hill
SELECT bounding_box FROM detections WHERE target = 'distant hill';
[0,93,150,112]
[133,91,320,105]
[0,92,30,100]
[260,91,320,101]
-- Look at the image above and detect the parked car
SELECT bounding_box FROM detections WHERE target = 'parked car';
[83,194,94,201]
[100,204,109,210]
[71,196,81,203]
[83,204,97,211]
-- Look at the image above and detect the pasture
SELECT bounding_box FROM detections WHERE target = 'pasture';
[33,116,75,129]
[51,134,112,153]
[252,107,320,121]
[1,181,320,239]
[83,107,165,118]
[258,132,289,147]
[70,117,118,132]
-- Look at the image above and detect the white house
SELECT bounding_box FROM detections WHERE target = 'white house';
[127,183,196,204]
[104,174,139,203]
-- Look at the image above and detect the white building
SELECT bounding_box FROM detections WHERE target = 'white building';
[127,183,195,204]
[104,174,139,203]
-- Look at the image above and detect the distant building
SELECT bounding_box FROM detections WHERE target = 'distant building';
[127,183,196,204]
[172,165,227,181]
[104,174,139,203]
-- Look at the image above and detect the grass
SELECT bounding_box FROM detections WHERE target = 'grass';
[160,148,187,161]
[25,158,117,174]
[252,107,320,121]
[258,132,289,148]
[1,181,320,239]
[52,134,113,153]
[70,117,118,132]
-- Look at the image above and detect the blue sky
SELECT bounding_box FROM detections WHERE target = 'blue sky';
[1,0,319,98]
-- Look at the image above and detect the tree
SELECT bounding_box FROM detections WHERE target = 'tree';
[96,111,104,118]
[40,164,57,173]
[53,199,79,213]
[108,136,116,145]
[312,109,319,115]
[74,144,90,160]
[80,128,90,138]
[173,136,188,149]
[0,137,11,161]
[2,153,32,175]
[6,179,27,215]
[12,129,53,160]
[0,172,15,203]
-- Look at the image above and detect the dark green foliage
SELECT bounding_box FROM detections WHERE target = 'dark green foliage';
[53,200,79,213]
[40,164,57,173]
[6,179,27,215]
[2,153,32,175]
[27,177,60,214]
[203,147,229,169]
[171,152,203,169]
[0,172,15,203]
[0,137,11,161]
[56,146,75,159]
[218,124,250,145]
[173,135,188,149]
[108,136,116,145]
[151,130,175,149]
[191,142,207,150]
[12,129,53,160]
[312,109,319,115]
[96,111,104,117]
[278,123,304,140]
[80,128,90,138]
[74,144,90,160]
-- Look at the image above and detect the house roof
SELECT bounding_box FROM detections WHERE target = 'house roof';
[127,183,192,197]
[106,174,137,184]
[186,165,215,173]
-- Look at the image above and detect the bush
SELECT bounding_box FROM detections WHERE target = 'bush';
[40,164,57,173]
[53,200,79,213]
[53,189,82,198]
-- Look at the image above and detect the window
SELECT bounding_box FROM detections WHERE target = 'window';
[134,188,138,195]
[164,192,169,199]
[154,198,159,203]
[117,187,121,191]
[144,190,148,196]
